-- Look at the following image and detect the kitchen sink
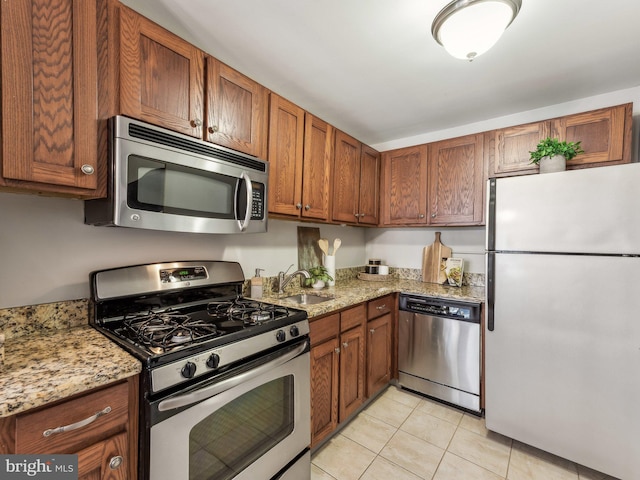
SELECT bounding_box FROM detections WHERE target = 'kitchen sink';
[281,293,335,305]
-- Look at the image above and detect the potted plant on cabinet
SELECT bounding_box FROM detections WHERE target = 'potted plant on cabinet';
[304,265,333,289]
[529,137,584,173]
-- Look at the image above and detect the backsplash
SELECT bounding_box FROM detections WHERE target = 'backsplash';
[0,299,89,341]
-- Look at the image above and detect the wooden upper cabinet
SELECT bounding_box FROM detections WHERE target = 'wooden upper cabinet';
[331,132,379,225]
[551,103,632,168]
[487,103,632,177]
[205,58,269,158]
[302,114,334,221]
[380,145,428,225]
[487,121,550,176]
[119,5,205,138]
[428,133,484,225]
[0,0,104,197]
[332,131,362,224]
[267,94,305,217]
[358,145,381,225]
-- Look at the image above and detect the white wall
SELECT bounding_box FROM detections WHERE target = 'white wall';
[0,193,366,309]
[365,227,486,275]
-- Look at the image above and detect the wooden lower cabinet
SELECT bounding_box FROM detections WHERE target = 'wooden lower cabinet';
[310,298,395,447]
[0,377,138,480]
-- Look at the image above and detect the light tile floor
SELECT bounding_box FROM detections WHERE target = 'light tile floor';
[311,386,620,480]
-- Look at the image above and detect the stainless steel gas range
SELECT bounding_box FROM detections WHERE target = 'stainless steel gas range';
[90,260,311,480]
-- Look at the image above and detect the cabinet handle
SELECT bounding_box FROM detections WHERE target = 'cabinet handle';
[109,456,124,470]
[208,125,219,134]
[43,406,112,437]
[370,328,376,335]
[190,118,202,128]
[295,203,302,209]
[80,164,95,175]
[342,342,348,348]
[376,304,386,310]
[304,204,311,210]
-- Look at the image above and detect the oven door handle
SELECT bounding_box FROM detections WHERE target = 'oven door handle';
[157,340,308,412]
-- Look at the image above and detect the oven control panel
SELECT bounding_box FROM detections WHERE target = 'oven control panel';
[160,266,208,283]
[151,319,310,392]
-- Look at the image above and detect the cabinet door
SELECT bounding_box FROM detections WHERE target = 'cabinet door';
[119,5,205,137]
[358,145,381,225]
[267,94,305,216]
[367,313,392,397]
[551,103,632,168]
[488,121,550,176]
[302,114,333,221]
[332,130,362,224]
[1,0,101,196]
[77,432,127,480]
[310,338,339,448]
[339,325,365,421]
[428,133,484,225]
[381,145,428,225]
[205,58,268,158]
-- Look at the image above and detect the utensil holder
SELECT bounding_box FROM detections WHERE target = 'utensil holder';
[323,254,335,286]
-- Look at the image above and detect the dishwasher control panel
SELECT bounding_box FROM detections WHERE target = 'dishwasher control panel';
[399,295,480,322]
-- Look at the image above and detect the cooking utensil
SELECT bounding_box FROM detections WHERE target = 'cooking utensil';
[318,238,329,256]
[422,231,452,283]
[333,238,342,255]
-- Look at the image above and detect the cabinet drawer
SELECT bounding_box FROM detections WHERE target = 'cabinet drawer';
[340,304,366,332]
[16,381,129,454]
[367,294,395,319]
[310,313,340,345]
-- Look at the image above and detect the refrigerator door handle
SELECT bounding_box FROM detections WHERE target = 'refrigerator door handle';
[486,251,495,331]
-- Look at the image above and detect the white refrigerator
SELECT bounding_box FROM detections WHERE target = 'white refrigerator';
[485,163,640,480]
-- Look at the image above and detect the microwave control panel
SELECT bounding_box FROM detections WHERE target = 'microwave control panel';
[251,182,265,220]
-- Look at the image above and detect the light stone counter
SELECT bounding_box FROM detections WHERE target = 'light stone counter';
[259,277,485,318]
[0,320,141,418]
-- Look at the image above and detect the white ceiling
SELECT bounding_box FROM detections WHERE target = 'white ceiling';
[120,0,640,147]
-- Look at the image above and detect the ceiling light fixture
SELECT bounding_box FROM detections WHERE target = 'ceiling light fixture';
[431,0,522,61]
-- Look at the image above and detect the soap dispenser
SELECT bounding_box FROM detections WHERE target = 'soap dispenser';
[250,268,264,298]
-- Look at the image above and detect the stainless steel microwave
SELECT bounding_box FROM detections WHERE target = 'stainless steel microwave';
[85,116,268,234]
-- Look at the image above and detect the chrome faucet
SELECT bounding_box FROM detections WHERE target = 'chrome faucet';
[277,264,311,294]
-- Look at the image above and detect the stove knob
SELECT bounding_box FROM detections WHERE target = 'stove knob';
[206,353,220,369]
[276,329,286,343]
[290,325,300,337]
[181,361,197,379]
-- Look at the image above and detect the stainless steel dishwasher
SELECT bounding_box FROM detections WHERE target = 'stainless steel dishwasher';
[398,294,481,413]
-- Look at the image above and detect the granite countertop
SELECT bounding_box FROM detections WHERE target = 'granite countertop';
[0,325,141,418]
[259,277,485,318]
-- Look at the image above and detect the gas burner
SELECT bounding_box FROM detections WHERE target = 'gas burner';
[207,298,292,326]
[123,310,220,353]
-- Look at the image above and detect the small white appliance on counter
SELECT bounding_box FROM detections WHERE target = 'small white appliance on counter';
[486,163,640,480]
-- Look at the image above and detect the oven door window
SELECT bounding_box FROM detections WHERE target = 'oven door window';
[189,376,294,480]
[127,155,237,219]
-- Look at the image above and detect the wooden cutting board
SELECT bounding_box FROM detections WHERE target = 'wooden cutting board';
[422,232,452,284]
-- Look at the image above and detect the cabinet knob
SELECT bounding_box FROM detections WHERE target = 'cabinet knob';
[370,328,376,335]
[335,347,340,354]
[376,304,386,310]
[295,203,302,209]
[304,204,311,210]
[208,125,219,134]
[190,118,202,128]
[354,213,360,218]
[419,214,425,219]
[342,342,348,348]
[431,213,437,218]
[80,164,95,175]
[109,456,123,470]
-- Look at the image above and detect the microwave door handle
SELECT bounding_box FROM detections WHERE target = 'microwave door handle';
[237,171,252,232]
[157,340,308,412]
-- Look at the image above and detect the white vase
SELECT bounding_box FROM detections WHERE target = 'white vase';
[323,254,335,286]
[311,280,325,289]
[539,154,566,174]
